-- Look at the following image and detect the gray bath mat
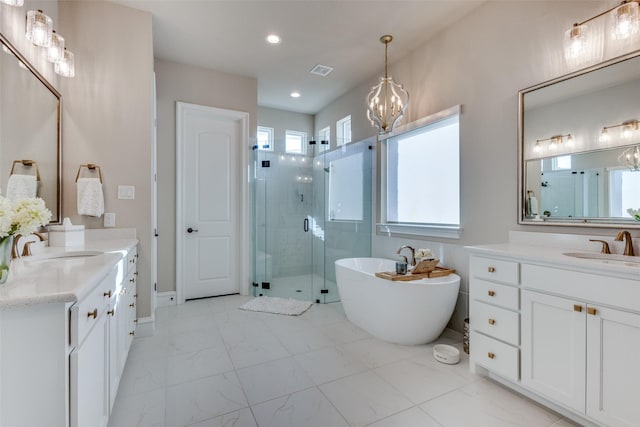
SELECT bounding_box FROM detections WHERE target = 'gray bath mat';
[239,296,312,316]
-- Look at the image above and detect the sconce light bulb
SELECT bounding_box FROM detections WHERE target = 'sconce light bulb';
[612,2,639,40]
[566,134,573,145]
[600,128,610,143]
[533,142,541,153]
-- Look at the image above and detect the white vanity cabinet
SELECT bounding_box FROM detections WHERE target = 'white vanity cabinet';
[469,256,521,382]
[521,264,640,427]
[0,242,139,427]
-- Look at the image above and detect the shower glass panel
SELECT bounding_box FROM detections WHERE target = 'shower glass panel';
[253,137,371,303]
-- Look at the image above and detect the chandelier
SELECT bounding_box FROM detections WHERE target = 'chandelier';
[619,145,640,171]
[366,35,409,135]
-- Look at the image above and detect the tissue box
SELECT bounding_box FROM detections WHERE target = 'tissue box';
[47,224,85,247]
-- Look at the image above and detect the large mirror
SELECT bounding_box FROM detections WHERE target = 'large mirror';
[0,33,61,223]
[519,50,640,227]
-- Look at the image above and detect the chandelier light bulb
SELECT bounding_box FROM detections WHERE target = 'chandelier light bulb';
[2,0,24,6]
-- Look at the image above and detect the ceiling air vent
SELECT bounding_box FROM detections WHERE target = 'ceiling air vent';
[310,64,333,77]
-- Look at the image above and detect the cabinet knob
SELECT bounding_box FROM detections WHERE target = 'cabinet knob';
[129,303,135,308]
[487,352,496,359]
[133,319,138,323]
[488,267,495,273]
[488,318,496,325]
[107,309,114,316]
[87,309,98,319]
[134,272,138,276]
[573,304,583,312]
[587,307,597,316]
[134,293,138,298]
[103,290,112,298]
[129,331,135,336]
[130,278,136,283]
[488,290,496,297]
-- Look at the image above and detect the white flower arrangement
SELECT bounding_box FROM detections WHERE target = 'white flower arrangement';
[0,196,52,238]
[627,208,640,222]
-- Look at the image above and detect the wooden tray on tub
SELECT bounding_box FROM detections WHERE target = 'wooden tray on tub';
[375,267,456,281]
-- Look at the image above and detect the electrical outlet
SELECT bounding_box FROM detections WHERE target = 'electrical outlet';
[104,212,116,227]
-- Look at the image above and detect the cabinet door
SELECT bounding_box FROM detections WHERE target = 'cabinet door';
[70,311,109,427]
[586,305,640,427]
[521,290,586,413]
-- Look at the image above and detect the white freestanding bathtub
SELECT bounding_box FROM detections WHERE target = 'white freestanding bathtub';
[335,258,460,345]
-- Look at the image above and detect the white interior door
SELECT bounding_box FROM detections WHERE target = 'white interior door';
[177,102,248,301]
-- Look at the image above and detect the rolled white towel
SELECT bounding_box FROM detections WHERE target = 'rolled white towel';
[77,177,104,217]
[6,174,37,200]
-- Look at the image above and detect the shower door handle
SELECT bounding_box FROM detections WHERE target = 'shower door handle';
[303,218,309,232]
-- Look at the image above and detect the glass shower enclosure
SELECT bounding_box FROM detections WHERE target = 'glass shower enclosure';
[252,138,373,303]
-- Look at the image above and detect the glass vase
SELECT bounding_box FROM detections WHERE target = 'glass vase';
[0,235,14,284]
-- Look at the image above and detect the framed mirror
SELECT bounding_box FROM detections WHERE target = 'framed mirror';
[0,33,61,223]
[519,50,640,227]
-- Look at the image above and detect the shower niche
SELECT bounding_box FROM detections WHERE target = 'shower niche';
[252,138,373,303]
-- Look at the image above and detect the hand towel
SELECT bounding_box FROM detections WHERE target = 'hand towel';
[77,177,104,217]
[6,174,37,200]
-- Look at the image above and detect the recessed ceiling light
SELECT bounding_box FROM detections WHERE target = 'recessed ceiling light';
[290,92,301,98]
[266,34,281,44]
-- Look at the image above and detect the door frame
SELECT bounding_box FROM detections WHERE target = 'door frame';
[175,101,251,304]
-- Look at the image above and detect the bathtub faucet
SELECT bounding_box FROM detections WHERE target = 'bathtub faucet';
[396,245,416,266]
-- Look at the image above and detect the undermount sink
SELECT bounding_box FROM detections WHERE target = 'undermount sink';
[24,251,103,262]
[562,252,640,266]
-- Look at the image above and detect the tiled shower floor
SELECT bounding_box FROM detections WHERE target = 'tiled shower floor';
[108,294,579,427]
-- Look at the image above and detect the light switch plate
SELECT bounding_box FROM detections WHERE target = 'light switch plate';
[117,185,135,200]
[104,212,116,227]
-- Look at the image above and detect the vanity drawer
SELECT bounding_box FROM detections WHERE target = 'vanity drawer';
[470,256,519,285]
[471,278,519,310]
[70,267,117,347]
[471,301,519,345]
[470,331,519,381]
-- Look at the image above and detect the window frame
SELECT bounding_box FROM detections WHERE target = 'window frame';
[257,126,274,151]
[285,129,307,154]
[336,115,351,146]
[378,105,462,239]
[318,126,330,152]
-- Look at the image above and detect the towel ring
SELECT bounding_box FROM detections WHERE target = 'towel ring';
[75,163,103,183]
[10,160,40,181]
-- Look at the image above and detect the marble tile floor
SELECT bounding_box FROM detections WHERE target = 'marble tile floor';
[108,294,580,427]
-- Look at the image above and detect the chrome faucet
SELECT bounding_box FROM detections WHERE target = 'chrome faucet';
[396,245,416,266]
[615,230,635,256]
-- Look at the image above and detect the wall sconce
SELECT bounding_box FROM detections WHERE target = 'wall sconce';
[366,35,409,135]
[23,9,75,78]
[54,48,74,78]
[600,119,639,143]
[534,133,573,153]
[1,0,24,6]
[564,0,639,66]
[619,145,640,171]
[25,9,52,47]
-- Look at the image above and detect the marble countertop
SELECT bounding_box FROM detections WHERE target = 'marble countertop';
[0,239,138,307]
[466,243,640,280]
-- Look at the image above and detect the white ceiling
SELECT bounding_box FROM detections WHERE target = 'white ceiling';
[111,0,485,114]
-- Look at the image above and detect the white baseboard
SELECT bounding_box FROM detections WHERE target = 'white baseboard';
[157,291,177,307]
[135,316,155,337]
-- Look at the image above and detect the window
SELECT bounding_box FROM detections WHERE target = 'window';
[336,115,351,146]
[380,106,460,238]
[257,126,273,150]
[318,126,330,152]
[285,130,306,154]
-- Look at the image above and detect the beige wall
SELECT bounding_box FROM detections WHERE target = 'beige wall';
[154,59,257,294]
[316,0,640,331]
[258,106,314,152]
[58,1,154,317]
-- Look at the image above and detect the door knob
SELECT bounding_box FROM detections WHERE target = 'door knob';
[187,227,199,233]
